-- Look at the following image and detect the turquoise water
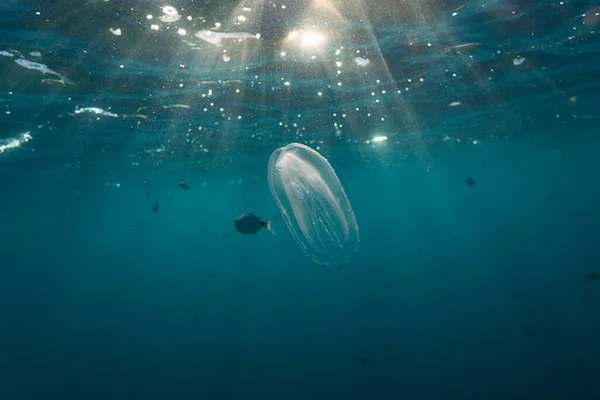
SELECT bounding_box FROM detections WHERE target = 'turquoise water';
[2,0,600,399]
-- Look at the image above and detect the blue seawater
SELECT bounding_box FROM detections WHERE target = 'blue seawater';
[1,0,600,399]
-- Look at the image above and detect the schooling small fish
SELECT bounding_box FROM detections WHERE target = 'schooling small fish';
[585,273,600,280]
[234,213,274,235]
[178,181,191,190]
[465,176,475,187]
[152,200,159,212]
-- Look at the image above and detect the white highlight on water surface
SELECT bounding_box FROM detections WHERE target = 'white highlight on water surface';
[14,58,74,84]
[354,57,370,66]
[286,30,326,50]
[513,56,526,66]
[160,14,180,22]
[74,107,119,118]
[367,135,387,144]
[0,132,32,154]
[159,6,180,23]
[162,6,178,16]
[194,30,260,46]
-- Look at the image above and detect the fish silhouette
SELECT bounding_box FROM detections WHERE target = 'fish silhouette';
[178,181,191,190]
[234,213,274,235]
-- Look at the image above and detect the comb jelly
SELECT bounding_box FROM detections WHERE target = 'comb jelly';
[268,143,359,266]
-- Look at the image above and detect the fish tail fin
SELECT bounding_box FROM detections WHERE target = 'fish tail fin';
[264,220,275,236]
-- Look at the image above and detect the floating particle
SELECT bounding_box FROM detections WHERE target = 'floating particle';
[109,28,122,36]
[449,101,461,107]
[583,7,600,26]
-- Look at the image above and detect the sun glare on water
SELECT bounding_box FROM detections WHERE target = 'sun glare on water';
[285,30,327,50]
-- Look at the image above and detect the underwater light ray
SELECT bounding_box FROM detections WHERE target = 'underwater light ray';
[433,3,567,141]
[311,0,346,22]
[346,0,428,150]
[270,0,435,161]
[172,0,269,164]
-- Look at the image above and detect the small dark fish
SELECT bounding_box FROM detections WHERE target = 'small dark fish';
[522,330,536,338]
[582,294,591,303]
[234,213,274,235]
[145,192,150,199]
[152,200,159,212]
[178,181,190,190]
[585,273,600,280]
[465,176,475,187]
